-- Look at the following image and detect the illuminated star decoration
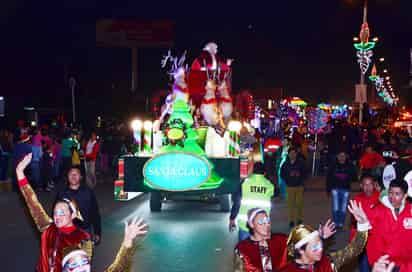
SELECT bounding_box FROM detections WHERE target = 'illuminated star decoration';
[354,22,376,75]
[357,50,373,74]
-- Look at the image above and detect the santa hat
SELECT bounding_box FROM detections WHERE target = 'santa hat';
[264,138,282,153]
[20,134,31,143]
[203,42,218,52]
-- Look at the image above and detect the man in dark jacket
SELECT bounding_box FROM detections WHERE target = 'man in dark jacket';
[280,147,307,228]
[326,151,357,229]
[56,166,102,244]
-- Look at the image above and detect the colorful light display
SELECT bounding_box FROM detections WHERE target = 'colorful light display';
[308,108,328,134]
[354,22,376,75]
[368,64,396,106]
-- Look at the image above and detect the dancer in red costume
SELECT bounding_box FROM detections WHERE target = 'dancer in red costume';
[234,208,336,272]
[16,153,92,272]
[61,216,148,272]
[280,200,369,272]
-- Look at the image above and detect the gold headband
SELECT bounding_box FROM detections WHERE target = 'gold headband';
[287,224,317,256]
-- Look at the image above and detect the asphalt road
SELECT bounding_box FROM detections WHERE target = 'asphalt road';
[2,177,360,272]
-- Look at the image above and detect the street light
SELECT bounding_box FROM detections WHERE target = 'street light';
[131,119,143,131]
[373,37,379,42]
[379,57,385,62]
[383,69,388,73]
[385,76,390,80]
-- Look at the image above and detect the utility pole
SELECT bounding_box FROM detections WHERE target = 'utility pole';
[358,0,368,124]
[69,77,76,124]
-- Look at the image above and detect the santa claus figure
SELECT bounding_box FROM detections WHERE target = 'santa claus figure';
[191,42,232,74]
[189,42,233,107]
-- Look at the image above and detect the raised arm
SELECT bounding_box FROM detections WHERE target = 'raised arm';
[329,200,370,270]
[16,153,52,232]
[105,217,148,272]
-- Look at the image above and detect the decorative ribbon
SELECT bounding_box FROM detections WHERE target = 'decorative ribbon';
[202,98,217,105]
[219,97,232,103]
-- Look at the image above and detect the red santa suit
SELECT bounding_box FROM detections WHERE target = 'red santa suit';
[367,196,412,271]
[234,233,288,271]
[188,49,231,106]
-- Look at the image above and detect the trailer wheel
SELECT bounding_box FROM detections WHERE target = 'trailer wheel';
[150,192,162,212]
[218,194,230,212]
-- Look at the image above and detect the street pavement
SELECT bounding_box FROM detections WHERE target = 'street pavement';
[2,176,361,271]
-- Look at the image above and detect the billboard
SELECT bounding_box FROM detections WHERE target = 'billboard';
[410,48,412,87]
[96,19,174,48]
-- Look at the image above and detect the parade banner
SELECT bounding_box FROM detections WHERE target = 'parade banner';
[143,152,211,191]
[355,84,367,104]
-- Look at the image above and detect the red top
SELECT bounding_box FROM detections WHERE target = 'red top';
[349,191,380,241]
[367,198,412,270]
[359,152,385,169]
[84,140,99,161]
[264,138,282,153]
[235,233,288,271]
[18,177,91,272]
[38,224,90,272]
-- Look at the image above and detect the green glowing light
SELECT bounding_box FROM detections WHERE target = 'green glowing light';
[369,75,379,82]
[354,42,376,51]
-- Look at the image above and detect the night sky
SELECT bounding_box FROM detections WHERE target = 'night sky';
[2,0,412,119]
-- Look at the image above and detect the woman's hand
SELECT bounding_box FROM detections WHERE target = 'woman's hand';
[348,200,368,224]
[319,219,336,239]
[123,217,148,248]
[16,153,32,180]
[372,255,396,272]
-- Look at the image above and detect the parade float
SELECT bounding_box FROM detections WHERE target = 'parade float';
[114,43,246,212]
